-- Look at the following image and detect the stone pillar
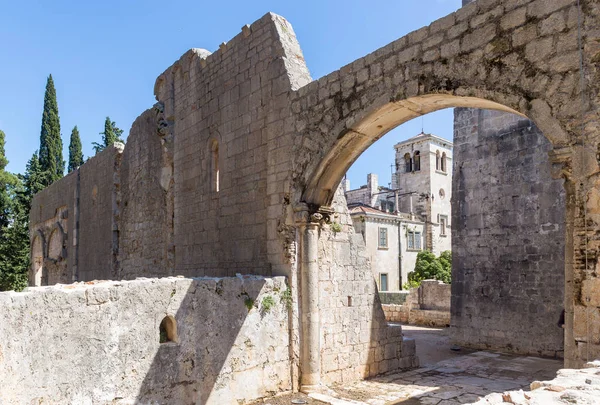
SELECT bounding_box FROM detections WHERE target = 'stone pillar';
[296,206,322,390]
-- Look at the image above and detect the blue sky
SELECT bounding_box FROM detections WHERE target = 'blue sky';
[0,0,460,188]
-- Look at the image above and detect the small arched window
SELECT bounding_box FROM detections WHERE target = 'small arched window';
[159,315,178,344]
[441,152,447,173]
[413,151,421,172]
[404,153,412,173]
[436,150,441,171]
[210,140,220,192]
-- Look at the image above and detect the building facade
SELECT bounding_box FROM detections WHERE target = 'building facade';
[349,204,425,292]
[394,132,453,254]
[345,132,452,291]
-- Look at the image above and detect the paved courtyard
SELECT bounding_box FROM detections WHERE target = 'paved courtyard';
[320,325,562,405]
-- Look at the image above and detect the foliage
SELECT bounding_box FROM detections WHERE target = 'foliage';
[407,250,452,286]
[330,221,343,233]
[280,287,293,309]
[38,75,64,185]
[244,295,255,311]
[93,117,124,154]
[0,131,30,291]
[402,279,421,290]
[261,295,276,313]
[68,126,84,172]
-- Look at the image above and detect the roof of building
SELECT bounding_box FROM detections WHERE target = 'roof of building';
[348,203,424,223]
[393,132,453,149]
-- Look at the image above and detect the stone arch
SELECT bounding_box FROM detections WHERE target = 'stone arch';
[413,150,421,172]
[47,227,63,260]
[30,233,44,286]
[299,94,563,207]
[404,153,412,173]
[436,150,441,171]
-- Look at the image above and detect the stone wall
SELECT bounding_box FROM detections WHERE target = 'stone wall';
[78,144,123,281]
[382,280,451,327]
[318,188,418,383]
[451,108,565,358]
[119,107,174,278]
[29,145,123,285]
[0,276,291,404]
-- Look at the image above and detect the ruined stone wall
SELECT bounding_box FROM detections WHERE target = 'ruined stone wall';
[451,108,565,357]
[318,188,418,384]
[119,108,174,278]
[29,145,124,284]
[78,144,123,281]
[30,172,77,285]
[153,13,310,278]
[0,276,291,404]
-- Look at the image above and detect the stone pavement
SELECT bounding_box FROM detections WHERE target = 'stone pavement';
[321,351,561,404]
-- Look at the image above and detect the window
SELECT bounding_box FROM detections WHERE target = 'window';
[380,273,388,292]
[211,140,220,192]
[408,230,422,251]
[404,153,412,173]
[440,215,448,236]
[378,227,388,249]
[441,152,447,173]
[413,151,421,171]
[436,150,441,171]
[159,315,178,344]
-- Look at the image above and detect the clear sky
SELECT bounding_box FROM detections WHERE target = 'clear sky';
[0,0,461,188]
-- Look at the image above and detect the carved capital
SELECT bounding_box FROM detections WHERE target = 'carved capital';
[549,146,572,180]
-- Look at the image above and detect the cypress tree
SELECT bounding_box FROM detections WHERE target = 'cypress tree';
[93,117,124,154]
[39,75,64,184]
[68,126,84,172]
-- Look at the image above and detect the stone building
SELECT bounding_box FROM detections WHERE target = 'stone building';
[11,0,600,402]
[345,132,452,292]
[349,203,425,291]
[394,132,453,254]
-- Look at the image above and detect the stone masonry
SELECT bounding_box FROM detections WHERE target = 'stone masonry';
[0,276,291,404]
[452,108,566,357]
[23,0,600,397]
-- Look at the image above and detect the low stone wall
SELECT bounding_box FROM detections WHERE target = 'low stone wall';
[379,291,409,305]
[382,280,451,327]
[383,305,451,328]
[0,276,291,404]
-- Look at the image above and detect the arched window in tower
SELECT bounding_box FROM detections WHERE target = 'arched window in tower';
[441,152,447,173]
[211,140,220,192]
[436,150,441,171]
[404,153,412,173]
[413,151,421,172]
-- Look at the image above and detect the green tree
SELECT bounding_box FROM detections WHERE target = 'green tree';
[406,250,452,287]
[0,131,29,291]
[38,75,64,184]
[93,117,124,154]
[68,126,84,172]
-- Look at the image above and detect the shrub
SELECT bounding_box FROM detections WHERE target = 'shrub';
[407,250,452,286]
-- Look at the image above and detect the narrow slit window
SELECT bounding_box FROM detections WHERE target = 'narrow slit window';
[211,140,220,192]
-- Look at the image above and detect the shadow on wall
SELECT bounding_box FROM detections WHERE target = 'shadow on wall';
[136,276,291,404]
